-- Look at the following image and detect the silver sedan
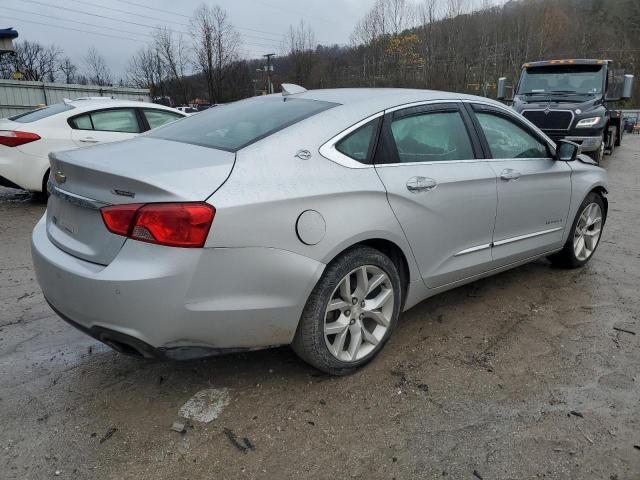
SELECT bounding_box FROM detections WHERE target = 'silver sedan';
[32,87,608,374]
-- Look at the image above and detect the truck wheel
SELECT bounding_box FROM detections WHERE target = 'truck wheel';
[605,127,616,156]
[587,138,604,164]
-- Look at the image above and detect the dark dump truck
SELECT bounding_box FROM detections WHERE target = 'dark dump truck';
[497,59,634,163]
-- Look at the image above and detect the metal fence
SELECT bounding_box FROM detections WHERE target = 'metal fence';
[0,79,151,118]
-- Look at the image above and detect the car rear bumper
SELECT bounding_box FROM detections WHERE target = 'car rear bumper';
[32,217,324,357]
[0,149,47,191]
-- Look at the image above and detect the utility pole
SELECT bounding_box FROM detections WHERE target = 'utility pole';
[263,53,275,94]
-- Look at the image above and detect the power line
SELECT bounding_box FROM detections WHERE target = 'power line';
[111,0,290,39]
[21,0,284,49]
[2,14,146,44]
[4,6,154,39]
[69,0,190,27]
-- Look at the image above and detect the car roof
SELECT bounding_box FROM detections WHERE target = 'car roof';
[66,99,183,113]
[291,88,504,112]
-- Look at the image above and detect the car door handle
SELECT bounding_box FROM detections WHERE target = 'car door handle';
[500,169,521,181]
[406,176,437,193]
[78,137,99,143]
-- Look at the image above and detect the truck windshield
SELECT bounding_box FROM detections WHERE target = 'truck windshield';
[518,65,604,95]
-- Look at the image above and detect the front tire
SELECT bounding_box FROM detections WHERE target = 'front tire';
[587,137,604,164]
[292,246,402,375]
[548,192,605,268]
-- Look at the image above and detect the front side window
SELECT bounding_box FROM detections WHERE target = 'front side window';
[90,109,140,133]
[148,97,338,152]
[335,120,379,163]
[476,112,549,159]
[143,109,183,129]
[390,111,474,163]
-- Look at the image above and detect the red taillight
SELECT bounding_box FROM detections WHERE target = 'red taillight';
[101,204,143,236]
[0,130,41,147]
[100,203,215,248]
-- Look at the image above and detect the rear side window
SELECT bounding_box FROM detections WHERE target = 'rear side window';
[143,109,183,129]
[475,112,549,159]
[9,103,74,123]
[91,109,140,133]
[148,97,338,152]
[70,109,141,133]
[390,111,474,163]
[335,120,379,163]
[72,114,92,130]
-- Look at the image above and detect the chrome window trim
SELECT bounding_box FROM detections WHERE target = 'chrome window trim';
[493,226,563,247]
[318,111,384,169]
[47,181,111,210]
[319,98,558,169]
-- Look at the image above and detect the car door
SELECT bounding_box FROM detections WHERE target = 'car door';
[374,102,498,288]
[69,108,142,146]
[468,103,572,266]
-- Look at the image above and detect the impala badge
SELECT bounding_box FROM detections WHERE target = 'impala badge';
[54,171,66,184]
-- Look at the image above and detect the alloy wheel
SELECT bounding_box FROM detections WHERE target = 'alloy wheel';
[573,202,602,261]
[323,265,395,362]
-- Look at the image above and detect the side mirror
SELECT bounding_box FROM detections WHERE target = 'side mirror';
[497,77,507,100]
[556,140,581,162]
[622,74,634,100]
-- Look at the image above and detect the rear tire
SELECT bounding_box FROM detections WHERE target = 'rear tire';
[548,192,605,268]
[292,246,402,375]
[34,169,50,203]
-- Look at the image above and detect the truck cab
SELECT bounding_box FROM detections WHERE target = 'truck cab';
[498,60,634,163]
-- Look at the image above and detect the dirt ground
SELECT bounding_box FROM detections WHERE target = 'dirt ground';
[1,136,639,480]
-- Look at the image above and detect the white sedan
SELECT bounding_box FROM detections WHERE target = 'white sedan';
[0,98,186,194]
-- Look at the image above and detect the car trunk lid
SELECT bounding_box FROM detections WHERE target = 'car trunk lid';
[46,137,235,265]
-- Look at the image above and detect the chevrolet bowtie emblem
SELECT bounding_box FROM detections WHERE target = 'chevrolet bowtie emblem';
[54,171,66,184]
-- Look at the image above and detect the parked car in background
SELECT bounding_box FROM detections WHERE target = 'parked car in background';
[176,106,198,114]
[0,98,186,194]
[624,117,637,133]
[33,87,608,375]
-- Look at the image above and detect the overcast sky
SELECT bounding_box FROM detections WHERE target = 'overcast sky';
[3,0,378,79]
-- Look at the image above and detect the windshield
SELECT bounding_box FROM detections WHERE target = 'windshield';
[9,103,75,123]
[149,96,338,152]
[517,65,605,95]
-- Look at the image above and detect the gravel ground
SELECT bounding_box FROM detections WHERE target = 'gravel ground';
[1,136,639,480]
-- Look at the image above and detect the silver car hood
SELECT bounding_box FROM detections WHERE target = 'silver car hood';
[49,137,235,204]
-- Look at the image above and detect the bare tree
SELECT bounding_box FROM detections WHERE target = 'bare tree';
[154,28,191,105]
[191,4,240,104]
[84,47,112,86]
[58,57,77,84]
[285,20,317,86]
[0,40,61,81]
[128,45,166,98]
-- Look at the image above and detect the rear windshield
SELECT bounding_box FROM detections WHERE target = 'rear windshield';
[9,103,75,123]
[148,96,338,151]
